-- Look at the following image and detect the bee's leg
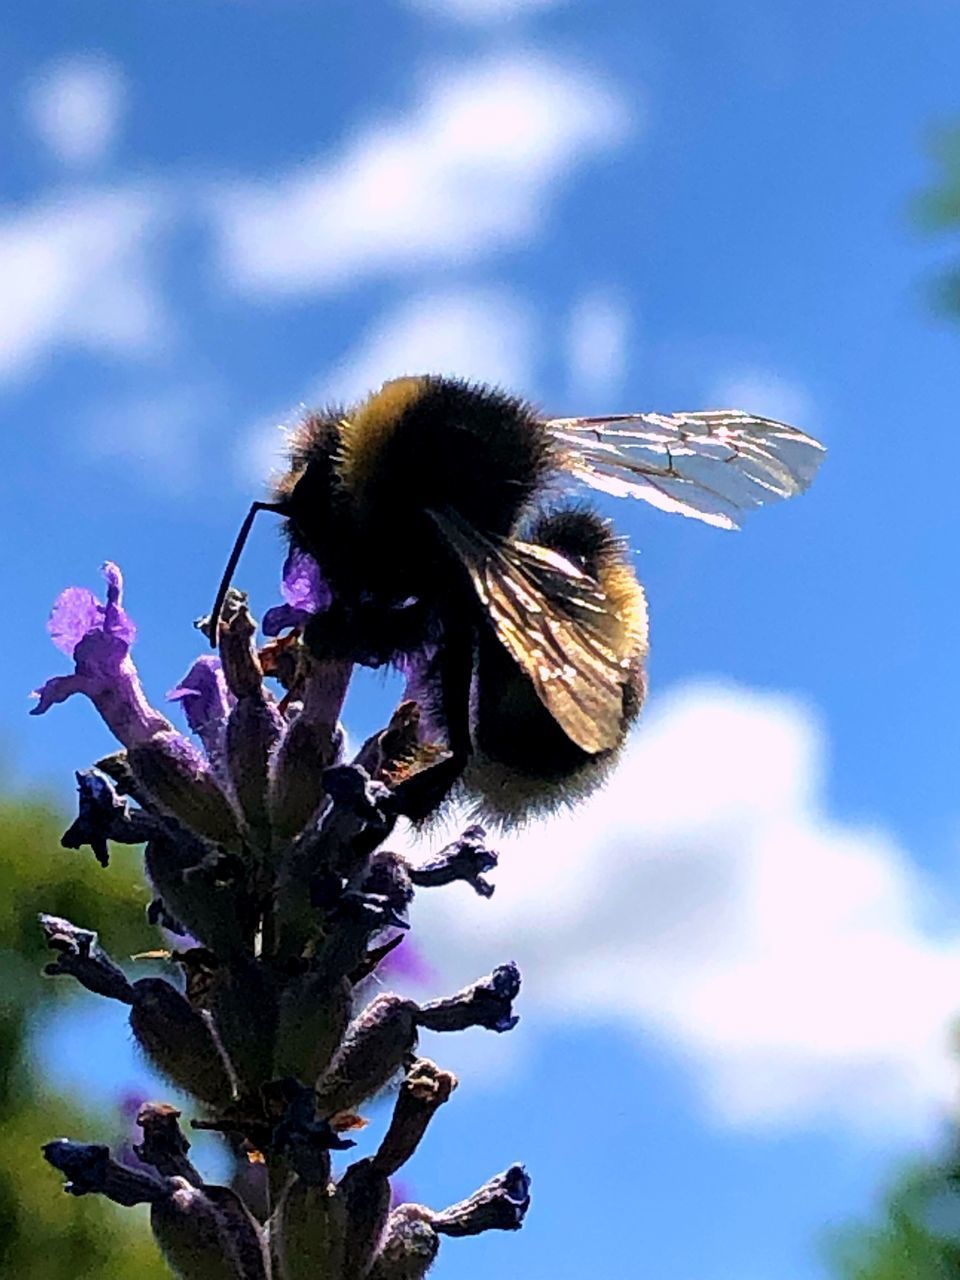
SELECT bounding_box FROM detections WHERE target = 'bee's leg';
[390,753,466,823]
[390,624,474,823]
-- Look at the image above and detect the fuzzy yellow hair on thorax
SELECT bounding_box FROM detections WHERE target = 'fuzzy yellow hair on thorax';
[339,376,429,499]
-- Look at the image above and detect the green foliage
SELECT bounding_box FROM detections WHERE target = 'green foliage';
[0,787,168,1280]
[915,128,960,318]
[826,1163,960,1280]
[915,130,960,232]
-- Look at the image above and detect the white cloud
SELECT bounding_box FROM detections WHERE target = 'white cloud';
[406,0,568,22]
[403,683,960,1137]
[564,287,631,403]
[0,186,170,382]
[211,53,631,295]
[321,287,537,402]
[710,368,815,429]
[242,285,538,483]
[25,54,127,168]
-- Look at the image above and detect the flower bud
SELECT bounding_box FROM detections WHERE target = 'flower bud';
[408,825,498,898]
[368,1208,440,1280]
[430,1164,531,1237]
[361,850,413,923]
[168,655,234,766]
[145,836,258,960]
[269,656,351,843]
[211,599,284,843]
[269,717,341,844]
[337,1158,391,1279]
[129,977,234,1107]
[306,881,410,991]
[274,973,351,1087]
[135,1102,202,1186]
[150,1179,270,1280]
[204,957,278,1094]
[415,963,520,1034]
[226,696,284,843]
[270,838,330,966]
[315,995,418,1118]
[321,765,394,879]
[269,1178,346,1280]
[270,767,394,964]
[61,768,161,867]
[217,595,265,700]
[38,914,134,1004]
[371,1059,457,1177]
[129,732,243,850]
[42,1138,167,1206]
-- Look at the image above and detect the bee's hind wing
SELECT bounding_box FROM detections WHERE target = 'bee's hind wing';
[545,409,825,529]
[428,508,628,755]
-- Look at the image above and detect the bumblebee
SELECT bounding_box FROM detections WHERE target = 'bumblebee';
[458,505,648,825]
[211,375,823,821]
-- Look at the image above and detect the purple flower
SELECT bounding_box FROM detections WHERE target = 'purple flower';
[118,1090,149,1124]
[390,1179,414,1209]
[378,938,434,988]
[114,1089,152,1173]
[167,655,234,759]
[47,563,137,654]
[31,563,171,748]
[262,548,331,636]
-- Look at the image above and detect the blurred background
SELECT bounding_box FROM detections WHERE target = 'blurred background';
[4,1,960,1276]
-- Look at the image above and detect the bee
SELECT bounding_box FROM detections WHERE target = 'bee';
[211,375,823,822]
[456,504,648,825]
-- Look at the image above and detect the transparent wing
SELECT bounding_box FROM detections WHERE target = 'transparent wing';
[428,509,629,755]
[545,410,825,530]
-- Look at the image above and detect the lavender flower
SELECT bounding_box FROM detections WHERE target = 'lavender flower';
[35,558,530,1277]
[167,655,234,760]
[32,562,172,746]
[262,548,331,636]
[376,935,434,988]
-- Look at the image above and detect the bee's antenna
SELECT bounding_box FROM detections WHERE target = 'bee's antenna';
[209,501,285,648]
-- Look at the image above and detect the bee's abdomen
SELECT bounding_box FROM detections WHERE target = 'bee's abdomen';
[462,503,649,826]
[528,505,649,666]
[473,636,593,776]
[526,506,626,580]
[464,631,624,827]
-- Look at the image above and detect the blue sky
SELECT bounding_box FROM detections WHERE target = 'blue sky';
[6,0,960,1275]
